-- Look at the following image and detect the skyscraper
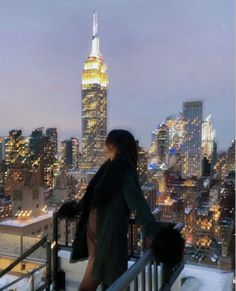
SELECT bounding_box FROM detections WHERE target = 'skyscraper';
[4,130,28,167]
[29,128,56,188]
[46,128,58,157]
[0,137,4,163]
[80,12,108,170]
[150,124,169,166]
[61,137,79,168]
[202,115,215,161]
[136,140,148,185]
[226,139,235,173]
[166,115,186,152]
[182,101,203,178]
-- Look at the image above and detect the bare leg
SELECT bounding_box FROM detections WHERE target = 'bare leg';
[78,208,101,291]
[78,256,100,291]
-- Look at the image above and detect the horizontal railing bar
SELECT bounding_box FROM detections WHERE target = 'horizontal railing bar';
[0,236,47,278]
[0,264,46,291]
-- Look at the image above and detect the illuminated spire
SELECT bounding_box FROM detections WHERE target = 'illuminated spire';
[90,11,101,57]
[93,11,98,37]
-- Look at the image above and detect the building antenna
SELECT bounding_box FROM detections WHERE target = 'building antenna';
[93,11,98,37]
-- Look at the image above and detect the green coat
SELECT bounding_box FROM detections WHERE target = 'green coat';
[70,167,161,286]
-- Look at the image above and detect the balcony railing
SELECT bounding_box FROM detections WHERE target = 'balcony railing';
[52,211,184,290]
[107,224,184,291]
[0,236,51,291]
[0,210,184,291]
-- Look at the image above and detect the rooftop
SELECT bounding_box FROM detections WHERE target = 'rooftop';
[0,211,53,228]
[180,264,234,291]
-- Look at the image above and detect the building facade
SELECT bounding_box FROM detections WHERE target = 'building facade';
[182,101,203,178]
[149,123,169,166]
[202,115,215,160]
[46,128,58,157]
[136,140,148,185]
[29,128,56,188]
[61,137,79,169]
[4,130,28,167]
[0,137,4,163]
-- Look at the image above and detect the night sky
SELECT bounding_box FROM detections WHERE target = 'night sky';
[0,0,234,151]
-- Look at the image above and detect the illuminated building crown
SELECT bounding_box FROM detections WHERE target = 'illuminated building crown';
[82,12,108,88]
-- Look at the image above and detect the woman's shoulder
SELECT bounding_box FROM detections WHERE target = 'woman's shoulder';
[124,165,139,184]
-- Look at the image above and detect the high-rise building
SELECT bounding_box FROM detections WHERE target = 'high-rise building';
[0,198,11,220]
[182,101,203,178]
[4,130,29,167]
[4,130,40,196]
[80,12,108,170]
[29,128,44,159]
[136,140,148,185]
[202,115,215,161]
[46,128,58,157]
[202,115,217,174]
[167,115,186,152]
[61,137,79,168]
[165,115,186,171]
[226,139,235,173]
[151,123,169,165]
[0,137,4,163]
[141,183,156,211]
[29,128,56,188]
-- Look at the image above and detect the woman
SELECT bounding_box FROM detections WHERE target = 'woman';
[58,129,184,290]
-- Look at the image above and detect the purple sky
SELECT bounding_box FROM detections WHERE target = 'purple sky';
[0,0,234,151]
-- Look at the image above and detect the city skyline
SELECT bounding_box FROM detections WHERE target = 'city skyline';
[0,0,234,151]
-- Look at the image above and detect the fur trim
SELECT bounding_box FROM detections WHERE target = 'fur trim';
[57,156,133,217]
[150,224,185,267]
[57,200,78,218]
[90,156,133,208]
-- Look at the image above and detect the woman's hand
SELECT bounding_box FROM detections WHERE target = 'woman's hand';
[150,224,185,267]
[57,200,78,218]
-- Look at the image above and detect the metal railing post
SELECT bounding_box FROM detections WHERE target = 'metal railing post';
[153,260,158,291]
[52,211,59,290]
[30,273,34,291]
[148,261,152,291]
[46,240,52,291]
[134,275,139,290]
[130,219,134,258]
[141,268,146,290]
[65,217,68,247]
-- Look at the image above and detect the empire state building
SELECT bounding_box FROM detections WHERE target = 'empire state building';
[80,12,108,170]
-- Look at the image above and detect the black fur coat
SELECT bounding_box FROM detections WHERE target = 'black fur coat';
[58,156,185,285]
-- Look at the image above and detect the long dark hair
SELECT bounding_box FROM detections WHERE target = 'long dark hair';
[105,129,138,169]
[79,129,138,210]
